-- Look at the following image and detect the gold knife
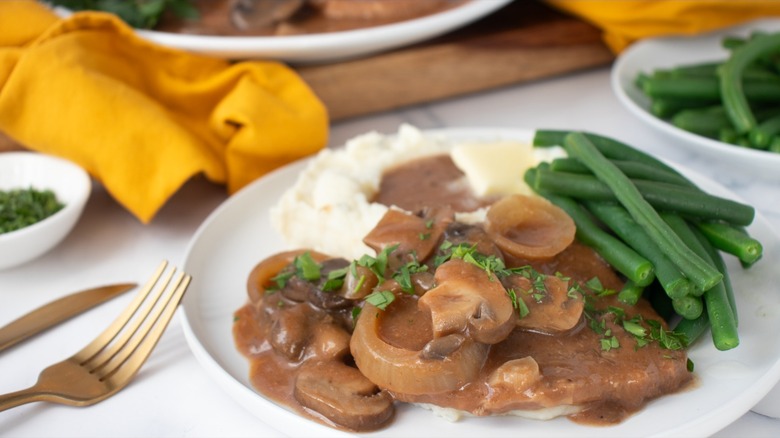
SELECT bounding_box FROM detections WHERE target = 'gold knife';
[0,283,136,353]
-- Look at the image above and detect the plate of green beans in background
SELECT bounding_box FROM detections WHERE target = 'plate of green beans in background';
[611,18,780,180]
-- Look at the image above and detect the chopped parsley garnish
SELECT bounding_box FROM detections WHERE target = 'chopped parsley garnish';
[322,266,348,292]
[0,187,64,234]
[364,290,395,310]
[585,277,617,297]
[357,244,399,281]
[294,252,321,281]
[392,259,428,294]
[586,303,689,352]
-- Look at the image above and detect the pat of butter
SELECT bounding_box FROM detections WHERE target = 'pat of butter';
[451,141,538,197]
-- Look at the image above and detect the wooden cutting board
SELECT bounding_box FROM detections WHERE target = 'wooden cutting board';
[0,1,613,152]
[297,0,615,121]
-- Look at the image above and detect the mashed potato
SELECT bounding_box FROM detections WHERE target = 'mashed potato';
[270,124,563,260]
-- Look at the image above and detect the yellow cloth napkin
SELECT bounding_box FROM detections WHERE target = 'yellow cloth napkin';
[547,0,780,53]
[0,0,328,223]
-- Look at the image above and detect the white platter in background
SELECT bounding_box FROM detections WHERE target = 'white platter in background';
[181,128,780,437]
[57,0,513,63]
[611,19,780,180]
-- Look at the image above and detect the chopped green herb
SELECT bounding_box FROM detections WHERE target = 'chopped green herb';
[647,319,689,350]
[586,276,617,297]
[358,244,399,281]
[351,306,362,322]
[601,336,620,351]
[0,187,64,234]
[322,267,347,292]
[392,259,427,294]
[364,290,395,310]
[622,319,647,338]
[294,252,321,281]
[512,290,530,319]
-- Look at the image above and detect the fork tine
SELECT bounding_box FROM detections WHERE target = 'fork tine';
[106,273,191,385]
[91,270,185,379]
[86,268,177,374]
[73,261,168,364]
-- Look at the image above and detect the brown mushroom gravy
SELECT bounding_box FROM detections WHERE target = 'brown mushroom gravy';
[232,153,693,432]
[157,0,468,37]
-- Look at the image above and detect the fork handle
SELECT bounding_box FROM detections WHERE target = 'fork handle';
[0,385,49,412]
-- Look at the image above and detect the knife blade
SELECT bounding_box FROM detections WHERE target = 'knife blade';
[0,283,136,353]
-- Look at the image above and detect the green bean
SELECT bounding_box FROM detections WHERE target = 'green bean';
[648,282,677,322]
[531,191,655,287]
[531,167,755,226]
[720,32,780,133]
[562,133,722,292]
[533,130,691,182]
[661,213,739,350]
[693,224,739,325]
[672,295,704,320]
[664,61,722,77]
[651,98,717,118]
[651,63,779,81]
[585,201,692,299]
[770,136,780,153]
[550,157,691,186]
[696,221,763,266]
[749,112,780,148]
[642,76,780,102]
[671,106,732,139]
[618,280,644,306]
[673,312,709,346]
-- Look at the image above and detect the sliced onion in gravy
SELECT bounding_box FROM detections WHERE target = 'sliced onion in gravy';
[485,194,575,260]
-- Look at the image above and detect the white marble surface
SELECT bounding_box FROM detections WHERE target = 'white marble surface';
[1,65,779,437]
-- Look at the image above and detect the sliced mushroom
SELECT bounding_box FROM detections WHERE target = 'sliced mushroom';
[363,207,453,264]
[503,272,585,333]
[305,322,351,362]
[485,194,575,261]
[294,361,394,432]
[350,301,489,395]
[417,259,515,344]
[267,302,311,361]
[488,356,542,392]
[483,357,543,412]
[419,333,467,360]
[342,264,379,300]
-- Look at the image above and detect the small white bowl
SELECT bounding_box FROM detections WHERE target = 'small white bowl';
[611,18,780,180]
[0,152,91,270]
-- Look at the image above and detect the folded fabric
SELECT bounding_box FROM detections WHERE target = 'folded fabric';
[547,0,780,53]
[0,0,328,223]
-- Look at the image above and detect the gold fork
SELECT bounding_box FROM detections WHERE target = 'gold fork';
[0,261,191,411]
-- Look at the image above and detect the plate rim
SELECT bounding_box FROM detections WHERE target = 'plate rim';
[71,0,514,62]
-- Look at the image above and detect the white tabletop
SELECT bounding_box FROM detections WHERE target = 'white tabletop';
[1,65,779,437]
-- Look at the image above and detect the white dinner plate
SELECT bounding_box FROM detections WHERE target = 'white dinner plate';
[181,128,780,437]
[611,18,780,180]
[57,0,512,63]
